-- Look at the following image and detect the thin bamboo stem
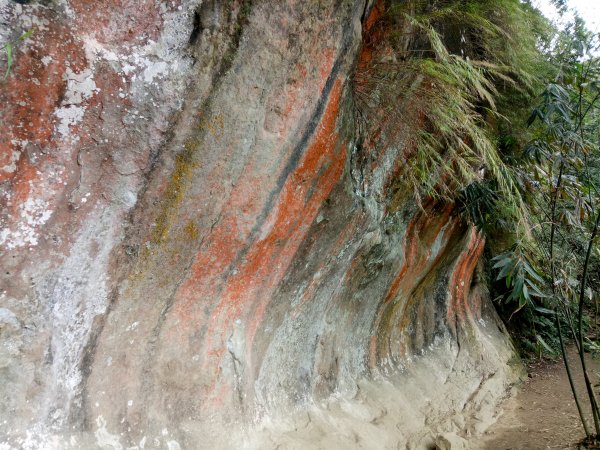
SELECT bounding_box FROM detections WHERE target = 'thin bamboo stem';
[577,210,600,435]
[557,311,590,437]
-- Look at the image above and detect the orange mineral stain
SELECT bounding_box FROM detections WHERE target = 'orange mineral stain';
[206,79,346,385]
[369,203,461,368]
[447,227,486,332]
[167,78,346,405]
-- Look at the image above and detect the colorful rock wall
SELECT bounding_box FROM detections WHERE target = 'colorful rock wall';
[0,1,519,448]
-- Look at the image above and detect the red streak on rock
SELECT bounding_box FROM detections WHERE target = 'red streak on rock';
[368,204,460,367]
[0,20,84,184]
[353,0,384,155]
[212,79,346,397]
[169,78,346,405]
[383,204,456,304]
[447,227,486,332]
[0,13,93,256]
[358,0,384,66]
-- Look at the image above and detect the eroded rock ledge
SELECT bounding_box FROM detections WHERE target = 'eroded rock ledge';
[0,1,520,448]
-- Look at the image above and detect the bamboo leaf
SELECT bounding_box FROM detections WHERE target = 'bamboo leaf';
[4,43,12,80]
[536,334,556,354]
[534,307,556,316]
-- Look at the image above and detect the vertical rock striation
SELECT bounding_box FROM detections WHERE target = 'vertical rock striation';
[0,1,520,448]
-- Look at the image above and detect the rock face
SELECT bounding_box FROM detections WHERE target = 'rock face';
[0,1,520,449]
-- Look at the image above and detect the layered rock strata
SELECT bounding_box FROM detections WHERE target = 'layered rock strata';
[0,1,519,448]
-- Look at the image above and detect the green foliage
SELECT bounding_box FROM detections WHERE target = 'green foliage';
[1,29,34,80]
[486,14,600,437]
[492,247,547,313]
[354,0,600,438]
[354,0,600,433]
[490,12,600,307]
[356,3,600,379]
[457,181,499,232]
[354,0,546,237]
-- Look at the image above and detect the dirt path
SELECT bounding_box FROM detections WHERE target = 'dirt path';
[480,348,600,449]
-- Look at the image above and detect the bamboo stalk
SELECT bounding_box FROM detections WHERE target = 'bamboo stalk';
[557,311,590,437]
[576,210,600,435]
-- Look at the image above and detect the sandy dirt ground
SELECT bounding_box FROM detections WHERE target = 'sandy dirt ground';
[480,347,600,449]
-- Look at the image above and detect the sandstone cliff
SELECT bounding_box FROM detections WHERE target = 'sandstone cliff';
[0,1,520,448]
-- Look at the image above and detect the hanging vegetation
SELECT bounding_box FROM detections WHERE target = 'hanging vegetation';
[353,0,600,443]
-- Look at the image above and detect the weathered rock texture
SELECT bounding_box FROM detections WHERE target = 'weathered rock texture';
[0,1,520,448]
